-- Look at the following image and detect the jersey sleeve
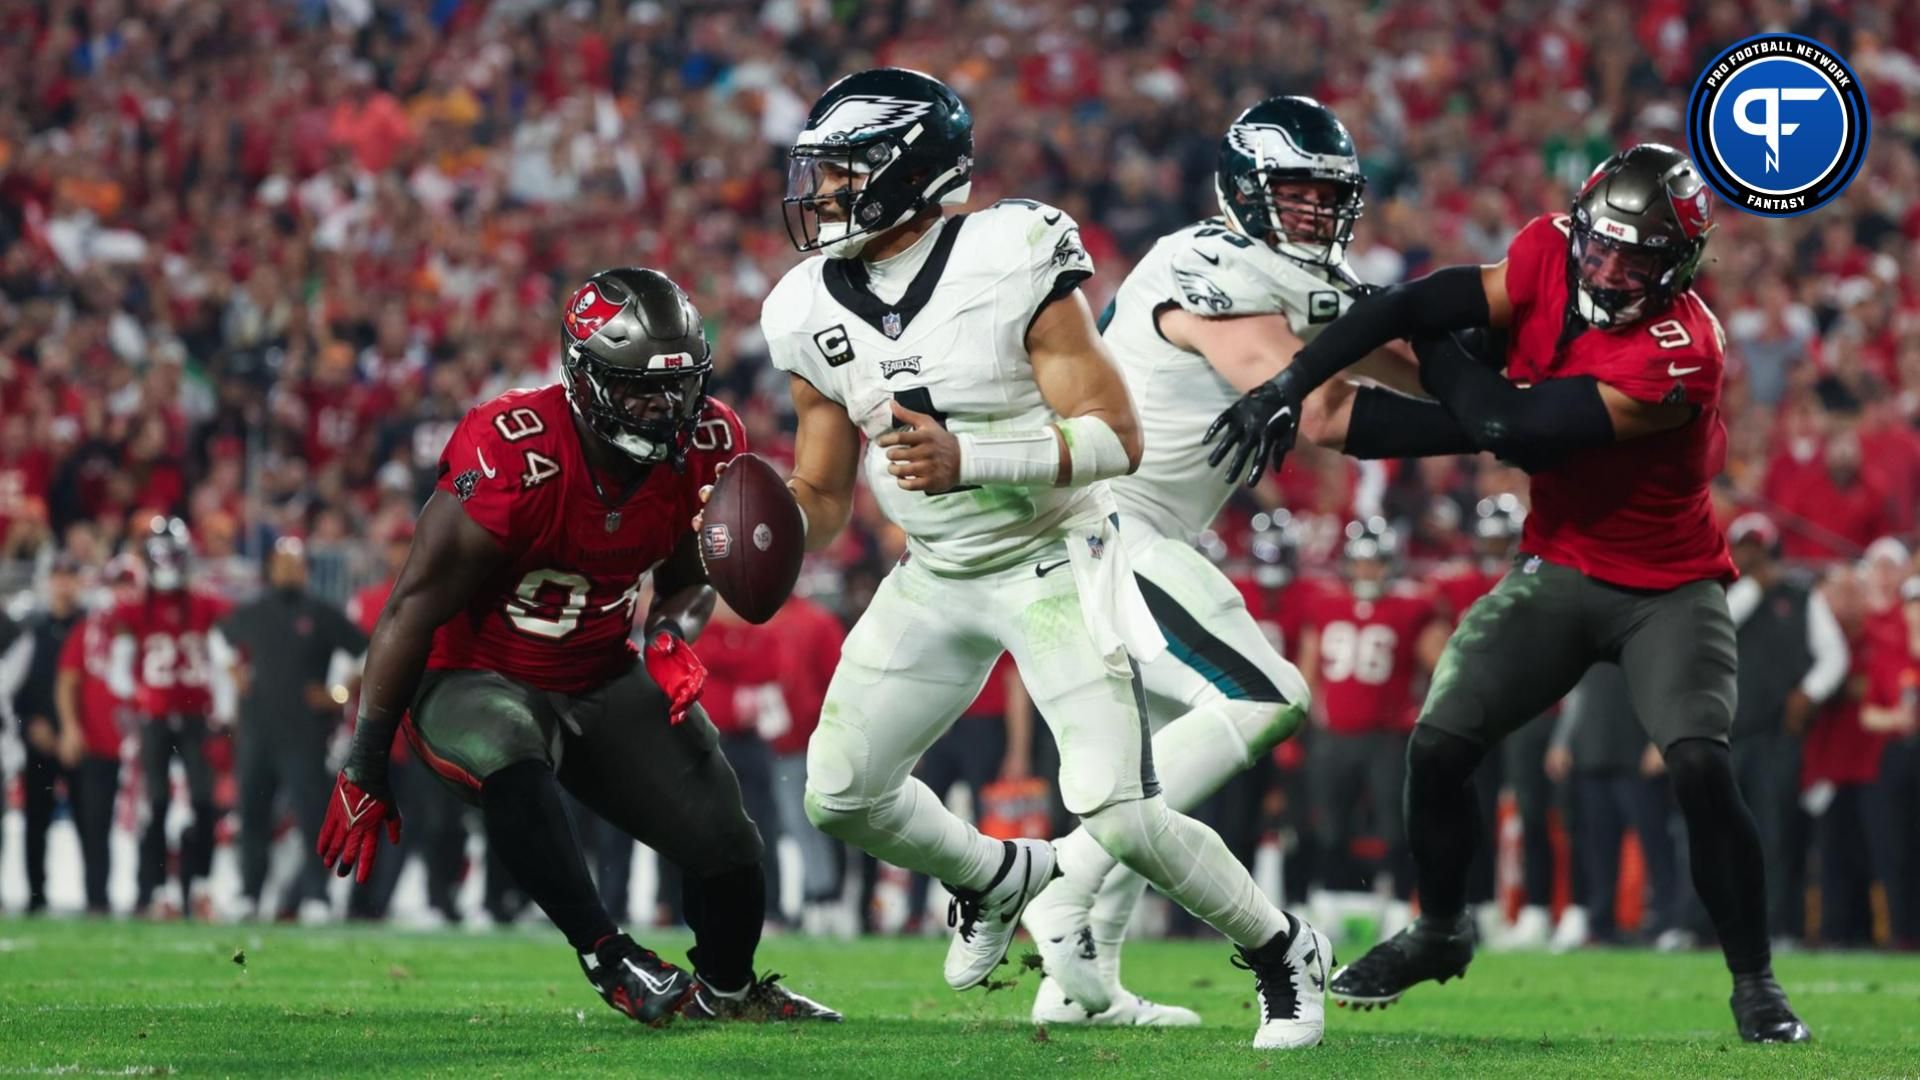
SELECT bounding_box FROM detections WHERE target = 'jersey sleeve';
[1593,300,1725,408]
[1166,236,1286,318]
[761,265,829,385]
[991,199,1094,325]
[687,398,748,492]
[434,405,549,554]
[1502,214,1571,318]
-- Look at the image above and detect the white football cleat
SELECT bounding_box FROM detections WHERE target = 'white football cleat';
[1234,915,1331,1050]
[943,838,1057,992]
[1497,904,1552,951]
[1019,878,1114,1014]
[1032,975,1201,1027]
[1549,905,1589,954]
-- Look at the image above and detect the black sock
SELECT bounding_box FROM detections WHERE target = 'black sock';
[1404,727,1488,924]
[479,760,616,953]
[683,861,766,992]
[1666,739,1771,977]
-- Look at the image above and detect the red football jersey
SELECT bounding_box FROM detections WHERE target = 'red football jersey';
[1304,581,1440,735]
[1502,213,1733,590]
[58,612,128,757]
[111,590,230,718]
[426,385,743,693]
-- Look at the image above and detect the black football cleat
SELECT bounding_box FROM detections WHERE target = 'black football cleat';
[1732,972,1811,1043]
[1329,912,1474,1011]
[681,972,844,1023]
[579,934,695,1027]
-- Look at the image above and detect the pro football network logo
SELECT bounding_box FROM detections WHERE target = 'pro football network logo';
[1686,33,1869,217]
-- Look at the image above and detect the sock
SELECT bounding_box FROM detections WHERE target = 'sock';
[1082,795,1288,949]
[1047,697,1281,933]
[1666,739,1772,977]
[683,862,765,992]
[1404,727,1487,923]
[1089,864,1150,990]
[810,777,1007,892]
[480,760,617,953]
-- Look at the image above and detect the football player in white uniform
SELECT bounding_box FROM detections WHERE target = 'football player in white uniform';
[1021,96,1419,1027]
[760,69,1329,1049]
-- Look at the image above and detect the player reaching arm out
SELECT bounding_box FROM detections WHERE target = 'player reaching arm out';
[1207,165,1711,483]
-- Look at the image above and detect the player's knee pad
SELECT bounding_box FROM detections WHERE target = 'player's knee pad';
[1663,737,1735,809]
[1212,698,1306,766]
[1078,796,1172,872]
[802,786,870,839]
[1406,724,1486,792]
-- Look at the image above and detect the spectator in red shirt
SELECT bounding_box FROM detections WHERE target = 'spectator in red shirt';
[55,556,141,913]
[1776,429,1893,561]
[1860,558,1920,946]
[767,590,848,931]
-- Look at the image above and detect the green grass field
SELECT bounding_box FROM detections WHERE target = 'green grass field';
[2,919,1916,1078]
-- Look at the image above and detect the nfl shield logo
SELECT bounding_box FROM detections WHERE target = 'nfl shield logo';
[1087,535,1105,559]
[604,510,622,533]
[882,311,903,339]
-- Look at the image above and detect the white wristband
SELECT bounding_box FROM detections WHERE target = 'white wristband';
[1056,415,1130,485]
[955,429,1060,487]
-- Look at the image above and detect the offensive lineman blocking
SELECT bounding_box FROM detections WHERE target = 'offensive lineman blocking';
[1023,96,1420,1025]
[761,68,1330,1049]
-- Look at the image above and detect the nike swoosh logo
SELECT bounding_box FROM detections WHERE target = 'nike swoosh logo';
[1043,212,1062,225]
[1035,560,1069,578]
[476,447,497,479]
[1667,363,1702,377]
[625,959,676,995]
[1197,251,1221,265]
[339,788,374,828]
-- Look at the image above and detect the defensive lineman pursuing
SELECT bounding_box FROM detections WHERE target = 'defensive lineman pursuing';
[1208,144,1811,1043]
[1021,96,1423,1026]
[760,68,1330,1049]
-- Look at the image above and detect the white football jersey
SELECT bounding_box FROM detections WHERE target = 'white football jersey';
[1104,217,1365,543]
[763,199,1110,574]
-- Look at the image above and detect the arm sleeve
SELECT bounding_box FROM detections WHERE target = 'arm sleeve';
[1343,385,1482,460]
[1800,590,1850,703]
[1416,332,1617,460]
[1281,265,1491,392]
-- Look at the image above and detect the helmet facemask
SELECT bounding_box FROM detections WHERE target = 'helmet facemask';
[1568,221,1684,328]
[1226,172,1364,267]
[562,341,708,468]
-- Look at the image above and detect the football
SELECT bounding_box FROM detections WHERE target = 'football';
[699,452,805,623]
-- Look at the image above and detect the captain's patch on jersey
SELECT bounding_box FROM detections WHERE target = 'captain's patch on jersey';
[1174,268,1233,313]
[452,469,481,501]
[1308,290,1341,323]
[815,324,856,366]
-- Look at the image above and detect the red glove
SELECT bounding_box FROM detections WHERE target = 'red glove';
[645,631,706,724]
[316,770,402,884]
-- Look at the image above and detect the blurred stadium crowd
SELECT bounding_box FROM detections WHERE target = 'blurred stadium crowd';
[1,0,1918,949]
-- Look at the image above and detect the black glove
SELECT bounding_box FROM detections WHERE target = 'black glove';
[1204,368,1304,488]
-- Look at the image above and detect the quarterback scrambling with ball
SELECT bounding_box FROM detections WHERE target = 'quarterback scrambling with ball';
[763,68,1329,1049]
[316,268,838,1027]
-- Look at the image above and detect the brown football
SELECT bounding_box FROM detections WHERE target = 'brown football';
[698,452,804,624]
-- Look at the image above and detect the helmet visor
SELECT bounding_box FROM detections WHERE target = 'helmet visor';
[783,149,880,252]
